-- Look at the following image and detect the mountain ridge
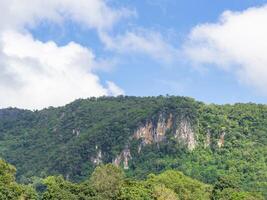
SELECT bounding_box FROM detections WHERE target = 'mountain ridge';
[0,96,266,197]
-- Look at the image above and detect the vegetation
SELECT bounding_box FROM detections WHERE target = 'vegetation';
[0,96,266,198]
[0,159,37,199]
[1,160,263,199]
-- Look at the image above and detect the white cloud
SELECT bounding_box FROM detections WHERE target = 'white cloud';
[0,0,128,109]
[0,31,124,109]
[106,81,125,96]
[184,4,267,95]
[0,0,133,31]
[99,30,179,64]
[0,0,179,109]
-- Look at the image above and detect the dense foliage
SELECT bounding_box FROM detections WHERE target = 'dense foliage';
[0,96,266,198]
[0,159,37,199]
[1,160,263,199]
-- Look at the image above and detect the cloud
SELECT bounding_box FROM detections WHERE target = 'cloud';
[106,81,125,96]
[0,31,123,109]
[0,0,179,109]
[0,0,133,31]
[184,4,267,95]
[99,29,179,64]
[0,0,128,109]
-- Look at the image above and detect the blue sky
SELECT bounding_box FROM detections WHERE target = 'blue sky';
[33,0,267,103]
[1,0,267,109]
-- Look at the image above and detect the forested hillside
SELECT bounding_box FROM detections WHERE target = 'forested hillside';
[0,96,266,198]
[0,159,264,199]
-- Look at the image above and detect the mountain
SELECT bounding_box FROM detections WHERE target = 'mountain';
[0,96,266,197]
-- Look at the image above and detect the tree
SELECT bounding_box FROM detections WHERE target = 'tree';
[146,170,212,200]
[211,176,264,200]
[153,184,179,200]
[117,180,153,200]
[41,176,78,200]
[0,159,37,200]
[213,188,264,200]
[90,164,124,199]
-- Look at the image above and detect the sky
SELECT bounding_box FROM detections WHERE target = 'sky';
[1,0,267,109]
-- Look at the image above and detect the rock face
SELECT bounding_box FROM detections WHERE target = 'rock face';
[218,132,225,148]
[91,146,102,165]
[72,129,80,137]
[155,113,173,142]
[133,114,197,150]
[113,113,197,169]
[133,113,173,145]
[114,113,174,168]
[113,147,132,169]
[175,120,196,151]
[204,130,211,148]
[134,121,154,144]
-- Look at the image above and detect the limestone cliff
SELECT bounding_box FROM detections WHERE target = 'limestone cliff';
[113,147,132,169]
[204,130,211,148]
[91,146,102,165]
[114,113,197,168]
[218,132,226,148]
[133,113,173,145]
[175,119,196,151]
[133,121,154,145]
[89,111,228,170]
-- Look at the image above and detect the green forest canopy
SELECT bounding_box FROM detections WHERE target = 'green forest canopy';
[0,159,264,200]
[0,96,266,198]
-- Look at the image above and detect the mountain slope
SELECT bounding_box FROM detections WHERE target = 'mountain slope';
[0,96,266,196]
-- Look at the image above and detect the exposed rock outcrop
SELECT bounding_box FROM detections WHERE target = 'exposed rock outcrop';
[134,114,196,151]
[218,132,225,148]
[91,146,102,165]
[204,130,211,148]
[114,114,174,168]
[72,129,80,137]
[114,113,197,169]
[175,120,196,150]
[133,113,173,145]
[134,121,154,145]
[155,113,173,142]
[113,147,132,169]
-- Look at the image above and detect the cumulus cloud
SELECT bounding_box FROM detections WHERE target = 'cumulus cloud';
[99,30,179,64]
[0,31,124,109]
[106,81,125,96]
[0,0,127,109]
[0,0,133,31]
[0,0,180,109]
[184,4,267,95]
